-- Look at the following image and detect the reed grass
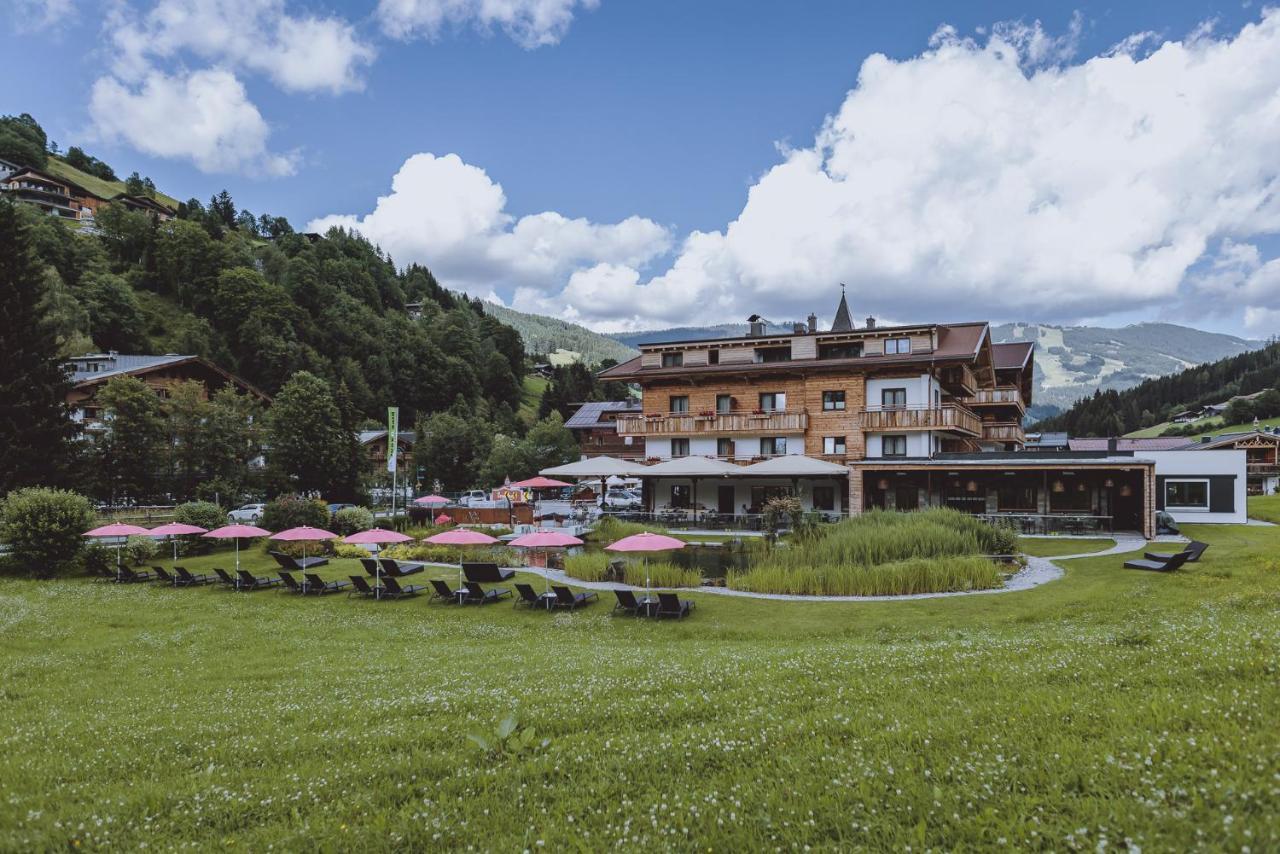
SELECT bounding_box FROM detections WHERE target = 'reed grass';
[563,553,702,588]
[586,516,667,542]
[727,555,1003,596]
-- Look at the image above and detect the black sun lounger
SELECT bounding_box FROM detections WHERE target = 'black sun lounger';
[269,550,329,571]
[153,566,179,586]
[461,580,511,605]
[381,576,425,599]
[611,589,656,616]
[429,579,464,604]
[514,583,555,610]
[175,566,213,586]
[463,562,516,583]
[1123,550,1193,573]
[236,569,281,591]
[117,566,155,583]
[1143,540,1209,564]
[212,567,239,588]
[378,558,425,577]
[278,571,307,594]
[305,573,350,595]
[551,585,598,610]
[348,575,383,599]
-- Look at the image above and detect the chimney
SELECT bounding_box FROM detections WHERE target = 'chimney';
[865,316,876,329]
[747,314,767,337]
[792,322,807,334]
[807,312,818,334]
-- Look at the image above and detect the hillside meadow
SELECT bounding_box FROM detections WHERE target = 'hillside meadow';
[0,524,1277,850]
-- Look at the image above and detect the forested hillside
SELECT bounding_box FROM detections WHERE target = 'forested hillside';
[1035,340,1280,436]
[481,302,637,365]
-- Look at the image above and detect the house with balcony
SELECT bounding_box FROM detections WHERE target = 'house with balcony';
[1,167,93,223]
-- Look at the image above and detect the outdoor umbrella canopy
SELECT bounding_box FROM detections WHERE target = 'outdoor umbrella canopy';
[149,522,208,568]
[270,526,338,568]
[84,523,151,581]
[414,495,449,505]
[509,477,572,489]
[604,532,687,601]
[510,530,584,600]
[426,528,500,587]
[202,524,272,572]
[343,528,414,592]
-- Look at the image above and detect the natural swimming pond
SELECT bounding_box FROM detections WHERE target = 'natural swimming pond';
[571,540,755,579]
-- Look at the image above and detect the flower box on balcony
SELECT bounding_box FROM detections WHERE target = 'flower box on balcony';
[697,410,715,418]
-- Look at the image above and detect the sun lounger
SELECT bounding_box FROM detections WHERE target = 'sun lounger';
[461,580,511,605]
[1143,540,1209,564]
[305,573,350,595]
[360,557,381,576]
[278,571,307,594]
[1123,550,1193,573]
[348,575,383,599]
[463,562,516,583]
[654,592,695,619]
[429,579,464,604]
[378,558,425,577]
[118,566,155,583]
[381,576,425,599]
[212,567,239,589]
[153,566,179,586]
[175,566,213,586]
[236,569,281,591]
[611,589,656,616]
[269,550,329,571]
[551,585,597,610]
[514,582,555,610]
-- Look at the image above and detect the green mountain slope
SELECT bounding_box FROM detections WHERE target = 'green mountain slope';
[480,302,638,365]
[44,156,180,209]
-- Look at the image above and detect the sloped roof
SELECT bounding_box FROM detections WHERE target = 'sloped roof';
[67,353,191,383]
[541,456,650,477]
[565,400,641,430]
[1190,431,1280,450]
[358,430,416,446]
[737,455,849,476]
[831,289,853,332]
[1068,437,1196,452]
[992,341,1034,370]
[639,456,743,477]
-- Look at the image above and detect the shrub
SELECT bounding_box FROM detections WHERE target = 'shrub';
[261,495,328,531]
[173,501,223,554]
[762,495,803,532]
[0,487,95,578]
[125,535,159,566]
[381,541,517,566]
[332,506,374,536]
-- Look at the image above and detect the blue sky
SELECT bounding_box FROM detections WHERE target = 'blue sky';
[4,1,1279,336]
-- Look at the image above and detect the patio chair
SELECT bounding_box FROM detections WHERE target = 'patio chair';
[611,588,654,617]
[175,566,214,586]
[211,567,239,589]
[118,566,155,583]
[462,562,516,583]
[514,582,554,610]
[305,573,350,595]
[461,580,511,605]
[278,571,307,595]
[429,578,464,604]
[236,569,281,591]
[550,585,598,610]
[381,576,425,599]
[654,592,695,619]
[152,566,179,586]
[1143,540,1209,564]
[379,558,425,577]
[1123,550,1193,573]
[348,575,383,599]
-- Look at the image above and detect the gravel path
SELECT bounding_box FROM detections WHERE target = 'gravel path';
[499,532,1156,603]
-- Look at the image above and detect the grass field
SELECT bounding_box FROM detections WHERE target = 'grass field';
[518,374,549,425]
[1,525,1278,849]
[1017,536,1115,557]
[1126,413,1280,439]
[44,156,181,209]
[1247,493,1280,523]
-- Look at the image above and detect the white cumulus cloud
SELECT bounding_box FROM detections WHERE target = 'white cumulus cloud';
[89,68,299,176]
[307,152,671,294]
[377,0,598,48]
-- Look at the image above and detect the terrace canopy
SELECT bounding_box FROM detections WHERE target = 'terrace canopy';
[639,456,742,477]
[540,456,649,478]
[737,456,849,476]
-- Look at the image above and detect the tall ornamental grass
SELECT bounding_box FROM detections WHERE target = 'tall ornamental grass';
[727,555,1003,596]
[587,516,667,542]
[563,553,702,588]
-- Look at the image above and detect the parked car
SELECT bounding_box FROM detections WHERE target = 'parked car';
[457,489,510,508]
[326,503,356,516]
[603,489,641,509]
[228,503,266,523]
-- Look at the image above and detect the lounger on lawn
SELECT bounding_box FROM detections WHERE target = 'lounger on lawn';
[461,580,511,605]
[153,566,179,586]
[236,569,281,591]
[269,550,329,571]
[1143,540,1209,564]
[429,579,464,604]
[551,585,598,610]
[463,562,516,583]
[175,566,213,586]
[278,572,307,595]
[305,573,350,595]
[1123,551,1193,573]
[654,592,695,619]
[611,589,655,617]
[514,583,554,610]
[360,557,381,576]
[378,558,425,577]
[381,576,425,599]
[348,575,383,599]
[212,567,239,589]
[118,566,155,583]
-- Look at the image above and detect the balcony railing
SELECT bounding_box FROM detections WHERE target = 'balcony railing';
[862,404,980,436]
[616,409,808,436]
[939,364,978,395]
[1246,461,1280,476]
[967,386,1026,413]
[981,421,1026,444]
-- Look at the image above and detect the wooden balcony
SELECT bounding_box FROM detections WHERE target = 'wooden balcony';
[616,409,809,436]
[981,421,1026,444]
[1246,461,1280,476]
[862,404,980,436]
[939,364,978,395]
[966,386,1026,414]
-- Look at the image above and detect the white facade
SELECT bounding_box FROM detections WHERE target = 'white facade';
[644,435,804,461]
[1146,450,1247,525]
[864,374,943,459]
[649,476,846,515]
[864,431,941,458]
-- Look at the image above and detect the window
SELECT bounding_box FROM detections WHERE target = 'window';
[823,436,846,455]
[884,337,911,355]
[882,435,907,457]
[759,392,785,412]
[881,388,907,409]
[819,341,863,359]
[1165,479,1209,510]
[669,395,689,413]
[822,390,846,411]
[754,346,792,363]
[708,349,720,365]
[671,438,690,458]
[812,486,836,511]
[670,484,690,508]
[717,437,734,458]
[716,394,733,413]
[760,437,787,456]
[997,485,1037,512]
[661,352,684,367]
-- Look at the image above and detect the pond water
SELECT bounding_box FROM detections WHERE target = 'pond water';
[571,541,755,579]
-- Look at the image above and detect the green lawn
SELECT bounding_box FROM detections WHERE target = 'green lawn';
[1126,413,1280,439]
[1017,536,1115,557]
[44,156,181,209]
[1247,493,1280,524]
[518,373,549,425]
[2,525,1278,849]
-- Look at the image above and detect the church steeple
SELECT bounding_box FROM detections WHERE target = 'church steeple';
[831,285,853,332]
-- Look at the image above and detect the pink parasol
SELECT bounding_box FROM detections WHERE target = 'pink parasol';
[85,523,151,581]
[510,476,572,489]
[434,514,452,525]
[203,524,272,572]
[343,528,413,545]
[605,532,687,598]
[426,528,500,586]
[149,522,208,568]
[270,526,338,567]
[414,495,449,505]
[511,529,584,598]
